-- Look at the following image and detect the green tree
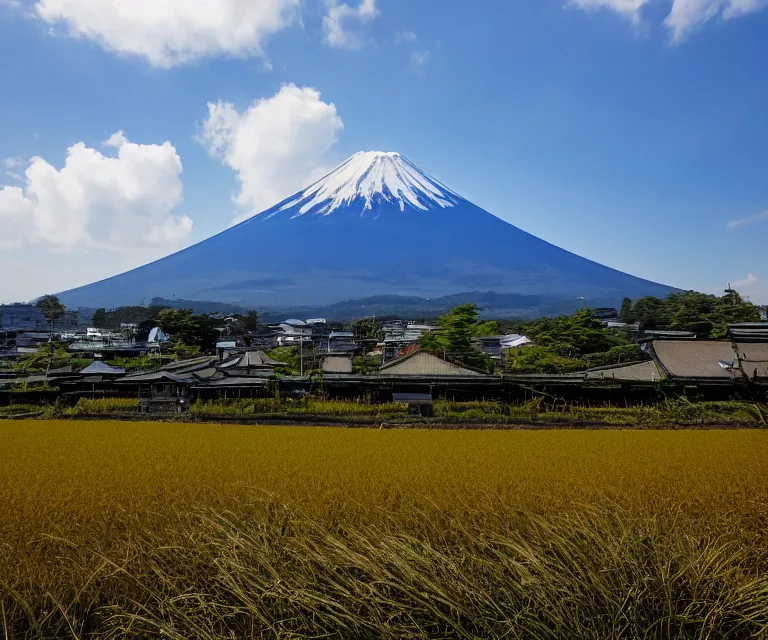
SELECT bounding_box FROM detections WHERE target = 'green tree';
[64,309,79,329]
[632,296,667,330]
[15,342,73,372]
[584,344,648,368]
[156,309,220,352]
[232,311,259,333]
[168,341,201,359]
[36,295,66,331]
[92,308,107,328]
[528,309,621,356]
[618,298,633,323]
[629,289,759,337]
[718,288,759,324]
[506,345,586,374]
[419,304,491,371]
[474,320,501,337]
[352,317,384,342]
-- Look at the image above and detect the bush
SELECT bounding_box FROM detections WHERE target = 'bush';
[69,398,140,415]
[584,344,648,368]
[506,346,587,374]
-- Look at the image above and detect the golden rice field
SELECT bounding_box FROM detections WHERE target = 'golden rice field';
[3,420,768,638]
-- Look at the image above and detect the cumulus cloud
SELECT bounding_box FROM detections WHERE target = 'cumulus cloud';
[31,0,300,67]
[199,83,344,224]
[568,0,650,23]
[394,29,417,44]
[323,0,378,49]
[0,131,192,252]
[727,210,768,229]
[665,0,768,41]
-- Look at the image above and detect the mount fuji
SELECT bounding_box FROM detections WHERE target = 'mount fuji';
[58,151,676,314]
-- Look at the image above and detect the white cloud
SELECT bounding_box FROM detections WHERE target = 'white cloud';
[394,29,417,44]
[731,273,766,303]
[568,0,649,23]
[569,0,768,37]
[409,50,431,73]
[733,273,759,288]
[665,0,768,41]
[323,0,378,49]
[0,185,33,249]
[4,171,24,182]
[727,210,768,229]
[4,157,24,169]
[31,0,300,67]
[0,131,191,252]
[199,83,344,224]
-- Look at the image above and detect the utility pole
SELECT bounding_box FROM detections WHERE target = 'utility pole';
[300,337,304,377]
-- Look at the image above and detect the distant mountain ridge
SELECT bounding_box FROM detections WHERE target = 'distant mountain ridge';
[58,151,677,310]
[149,291,584,321]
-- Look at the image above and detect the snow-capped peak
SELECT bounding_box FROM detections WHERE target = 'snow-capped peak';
[280,151,460,216]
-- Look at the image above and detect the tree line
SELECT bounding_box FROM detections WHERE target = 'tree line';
[25,288,765,375]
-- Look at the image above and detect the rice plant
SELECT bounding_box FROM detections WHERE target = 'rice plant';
[3,420,768,638]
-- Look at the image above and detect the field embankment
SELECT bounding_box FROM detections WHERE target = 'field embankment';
[2,421,768,638]
[16,396,768,428]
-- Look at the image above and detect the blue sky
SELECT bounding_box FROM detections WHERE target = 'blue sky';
[1,0,767,303]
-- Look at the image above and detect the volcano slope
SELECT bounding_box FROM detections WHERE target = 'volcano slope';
[58,151,675,310]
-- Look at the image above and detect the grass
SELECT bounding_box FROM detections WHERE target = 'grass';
[0,403,41,416]
[2,420,768,637]
[185,397,767,426]
[67,397,140,414]
[189,397,409,418]
[22,395,768,427]
[433,398,768,426]
[0,391,764,431]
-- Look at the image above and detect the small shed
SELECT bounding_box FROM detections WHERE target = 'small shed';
[393,391,434,417]
[79,361,126,376]
[79,361,126,383]
[117,370,191,413]
[216,341,238,360]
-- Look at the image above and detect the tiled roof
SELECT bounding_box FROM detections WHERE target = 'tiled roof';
[79,361,126,375]
[735,342,768,378]
[197,377,270,387]
[117,371,191,384]
[161,356,217,372]
[219,350,286,369]
[585,361,662,382]
[651,341,736,379]
[379,350,483,376]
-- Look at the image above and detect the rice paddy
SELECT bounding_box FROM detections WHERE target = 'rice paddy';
[3,420,768,638]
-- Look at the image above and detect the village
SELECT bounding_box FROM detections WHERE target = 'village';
[1,295,767,421]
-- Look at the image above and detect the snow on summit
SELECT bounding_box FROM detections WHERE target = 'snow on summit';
[280,151,460,216]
